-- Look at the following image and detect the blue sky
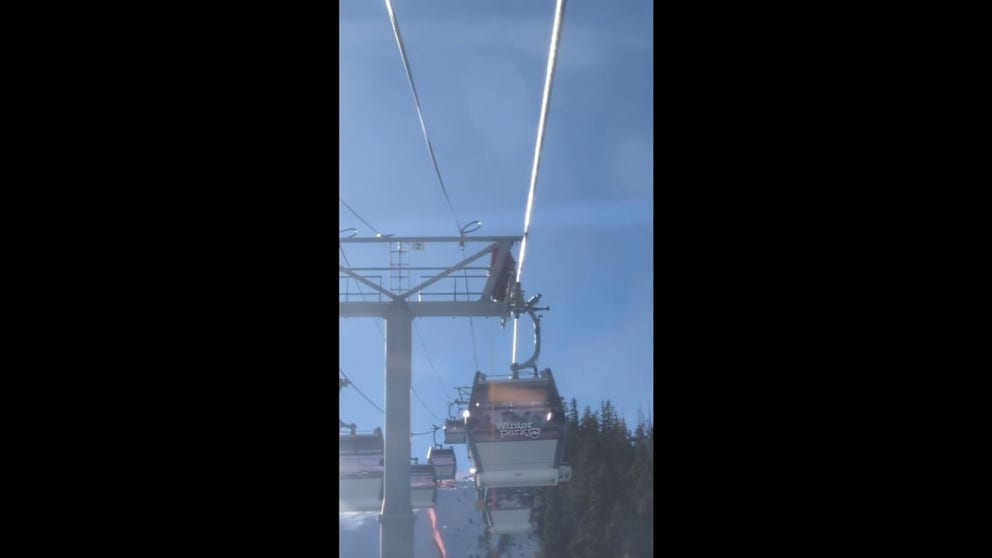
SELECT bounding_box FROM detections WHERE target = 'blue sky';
[339,0,653,472]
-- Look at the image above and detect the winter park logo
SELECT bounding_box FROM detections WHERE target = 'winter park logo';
[496,422,542,439]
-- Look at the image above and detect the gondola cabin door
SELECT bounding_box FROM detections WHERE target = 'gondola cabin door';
[427,446,457,481]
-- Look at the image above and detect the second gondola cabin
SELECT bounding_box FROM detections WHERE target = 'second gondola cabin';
[464,369,568,490]
[482,486,538,535]
[426,445,457,481]
[443,418,467,444]
[410,463,437,509]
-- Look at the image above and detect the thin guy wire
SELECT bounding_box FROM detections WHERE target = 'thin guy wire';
[457,243,481,372]
[339,245,386,340]
[415,323,450,401]
[467,312,480,371]
[411,383,443,421]
[339,368,385,415]
[340,198,384,237]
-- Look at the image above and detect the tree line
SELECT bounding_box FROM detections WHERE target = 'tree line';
[471,398,654,558]
[534,398,654,558]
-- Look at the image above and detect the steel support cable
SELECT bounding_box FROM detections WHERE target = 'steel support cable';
[383,0,462,232]
[339,245,386,340]
[415,323,450,401]
[410,324,454,421]
[411,383,443,421]
[451,245,481,372]
[512,0,566,365]
[466,312,480,371]
[339,244,351,301]
[456,225,482,373]
[383,0,484,374]
[379,0,499,428]
[339,367,385,415]
[339,198,386,237]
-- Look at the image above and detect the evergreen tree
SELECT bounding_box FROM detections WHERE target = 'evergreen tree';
[537,397,653,558]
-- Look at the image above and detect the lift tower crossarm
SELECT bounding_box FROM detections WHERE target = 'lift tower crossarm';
[340,235,521,244]
[396,241,500,301]
[339,301,509,319]
[339,235,523,313]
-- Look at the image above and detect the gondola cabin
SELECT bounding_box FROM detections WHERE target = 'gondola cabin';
[464,369,568,489]
[427,445,457,481]
[410,463,437,509]
[482,487,537,535]
[443,418,467,444]
[339,429,384,512]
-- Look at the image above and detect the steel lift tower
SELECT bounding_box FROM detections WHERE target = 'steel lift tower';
[339,235,526,558]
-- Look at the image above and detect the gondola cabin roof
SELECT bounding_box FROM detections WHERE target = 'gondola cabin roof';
[339,431,383,454]
[468,370,564,411]
[426,446,455,461]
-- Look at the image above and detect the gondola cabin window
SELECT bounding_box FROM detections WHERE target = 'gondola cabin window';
[468,382,563,442]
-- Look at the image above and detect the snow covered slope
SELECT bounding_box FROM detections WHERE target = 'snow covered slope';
[340,475,542,557]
